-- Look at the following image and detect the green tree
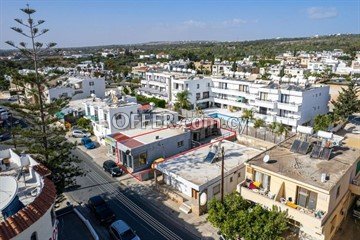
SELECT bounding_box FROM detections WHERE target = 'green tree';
[5,5,84,192]
[268,122,278,143]
[241,109,254,135]
[231,61,237,72]
[253,118,265,138]
[314,114,333,132]
[77,117,92,131]
[174,90,191,111]
[208,192,288,240]
[276,123,289,142]
[332,81,360,120]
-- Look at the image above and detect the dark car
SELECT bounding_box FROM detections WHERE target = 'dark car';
[81,137,96,149]
[88,195,116,224]
[0,132,11,141]
[103,160,123,177]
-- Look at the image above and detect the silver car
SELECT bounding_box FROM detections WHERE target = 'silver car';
[109,220,140,240]
[71,129,91,138]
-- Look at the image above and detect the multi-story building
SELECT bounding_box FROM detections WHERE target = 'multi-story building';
[172,76,212,109]
[0,149,57,240]
[212,61,232,75]
[45,76,105,103]
[84,94,138,144]
[139,72,213,109]
[238,133,360,240]
[211,78,330,130]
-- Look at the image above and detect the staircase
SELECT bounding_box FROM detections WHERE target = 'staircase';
[179,201,192,214]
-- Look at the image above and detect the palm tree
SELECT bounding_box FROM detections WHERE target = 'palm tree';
[253,118,265,138]
[241,109,254,135]
[268,122,278,143]
[275,123,286,142]
[174,90,191,111]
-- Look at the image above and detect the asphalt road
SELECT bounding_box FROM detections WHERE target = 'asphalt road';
[66,148,201,240]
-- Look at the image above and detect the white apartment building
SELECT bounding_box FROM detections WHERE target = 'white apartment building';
[284,67,304,77]
[211,78,330,130]
[84,95,138,144]
[139,72,173,101]
[212,62,232,75]
[172,76,212,109]
[45,76,105,103]
[139,72,212,108]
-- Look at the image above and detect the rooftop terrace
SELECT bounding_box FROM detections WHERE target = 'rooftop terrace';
[247,135,360,191]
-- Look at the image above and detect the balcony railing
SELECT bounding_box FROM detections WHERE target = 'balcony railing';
[238,183,326,228]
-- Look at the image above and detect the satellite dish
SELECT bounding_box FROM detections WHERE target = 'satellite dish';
[90,93,96,98]
[263,154,270,163]
[199,192,207,206]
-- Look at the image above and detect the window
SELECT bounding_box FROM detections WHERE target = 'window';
[280,94,290,103]
[196,93,201,100]
[254,171,271,190]
[30,232,38,240]
[259,92,268,101]
[197,84,200,89]
[238,172,241,178]
[89,81,94,86]
[133,152,147,169]
[213,184,220,195]
[51,208,56,226]
[296,187,317,210]
[104,113,107,121]
[177,141,184,147]
[336,185,341,199]
[203,91,209,99]
[230,177,233,183]
[208,83,210,87]
[239,85,249,93]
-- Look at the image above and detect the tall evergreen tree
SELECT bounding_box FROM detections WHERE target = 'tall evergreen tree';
[331,81,360,120]
[5,5,84,192]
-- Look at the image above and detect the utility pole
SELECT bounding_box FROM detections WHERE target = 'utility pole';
[221,146,225,203]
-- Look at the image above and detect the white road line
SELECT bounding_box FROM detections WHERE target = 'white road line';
[84,166,182,240]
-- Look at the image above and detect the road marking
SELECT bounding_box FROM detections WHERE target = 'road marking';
[75,156,183,240]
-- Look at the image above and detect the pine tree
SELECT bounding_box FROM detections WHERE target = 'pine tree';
[331,81,360,120]
[5,5,84,192]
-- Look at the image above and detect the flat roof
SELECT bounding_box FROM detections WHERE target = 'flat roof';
[133,127,185,145]
[247,135,360,191]
[156,140,262,188]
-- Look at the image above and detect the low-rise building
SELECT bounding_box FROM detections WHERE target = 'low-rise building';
[0,149,57,240]
[155,140,262,215]
[45,76,105,103]
[84,94,138,144]
[238,133,360,240]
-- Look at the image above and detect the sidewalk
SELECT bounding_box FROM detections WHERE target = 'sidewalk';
[72,137,219,239]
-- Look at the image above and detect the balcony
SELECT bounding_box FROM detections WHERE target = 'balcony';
[349,176,360,195]
[238,184,326,229]
[213,97,251,109]
[277,102,302,112]
[276,115,299,127]
[254,113,275,122]
[85,115,99,123]
[251,98,277,109]
[211,87,250,98]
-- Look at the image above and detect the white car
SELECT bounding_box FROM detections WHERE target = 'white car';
[109,220,140,240]
[71,129,91,138]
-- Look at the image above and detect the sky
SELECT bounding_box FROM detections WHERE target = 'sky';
[0,0,359,49]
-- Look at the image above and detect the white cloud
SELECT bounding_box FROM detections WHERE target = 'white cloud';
[307,7,338,19]
[183,20,206,28]
[223,18,247,26]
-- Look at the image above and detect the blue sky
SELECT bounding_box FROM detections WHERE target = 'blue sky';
[0,0,359,49]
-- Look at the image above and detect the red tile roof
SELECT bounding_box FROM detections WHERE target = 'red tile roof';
[0,164,56,240]
[121,139,144,148]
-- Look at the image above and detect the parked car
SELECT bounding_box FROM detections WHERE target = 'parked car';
[72,129,91,138]
[0,132,11,141]
[88,196,116,224]
[81,137,96,149]
[7,96,17,102]
[103,160,123,177]
[109,220,140,240]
